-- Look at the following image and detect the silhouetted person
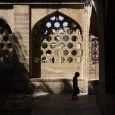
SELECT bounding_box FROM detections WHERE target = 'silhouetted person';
[72,72,80,100]
[52,57,55,63]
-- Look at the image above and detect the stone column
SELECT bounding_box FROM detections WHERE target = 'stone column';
[83,4,92,93]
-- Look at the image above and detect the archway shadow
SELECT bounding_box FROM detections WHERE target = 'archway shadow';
[0,32,35,95]
[0,31,74,96]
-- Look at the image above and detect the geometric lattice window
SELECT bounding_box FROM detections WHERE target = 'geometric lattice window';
[32,11,83,64]
[40,25,82,63]
[91,37,99,62]
[0,19,13,64]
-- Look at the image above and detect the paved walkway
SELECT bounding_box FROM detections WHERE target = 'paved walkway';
[0,93,102,115]
[31,93,102,115]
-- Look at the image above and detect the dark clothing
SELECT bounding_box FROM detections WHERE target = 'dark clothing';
[73,76,77,88]
[72,72,80,100]
[72,76,79,98]
[73,87,79,95]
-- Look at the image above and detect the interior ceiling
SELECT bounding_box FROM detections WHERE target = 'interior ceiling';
[0,0,85,3]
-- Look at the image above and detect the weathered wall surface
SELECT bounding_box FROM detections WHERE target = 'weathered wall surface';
[0,4,99,94]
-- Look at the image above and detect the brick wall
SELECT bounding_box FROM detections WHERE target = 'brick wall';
[13,5,30,77]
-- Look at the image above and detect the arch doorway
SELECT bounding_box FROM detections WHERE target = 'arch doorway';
[0,19,13,68]
[0,18,13,79]
[31,11,83,78]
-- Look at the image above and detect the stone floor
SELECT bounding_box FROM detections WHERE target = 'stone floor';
[0,93,102,115]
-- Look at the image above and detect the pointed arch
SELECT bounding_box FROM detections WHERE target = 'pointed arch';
[90,6,98,37]
[0,18,13,64]
[32,11,82,36]
[31,11,83,78]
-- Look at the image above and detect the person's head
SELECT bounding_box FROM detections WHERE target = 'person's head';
[75,72,80,77]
